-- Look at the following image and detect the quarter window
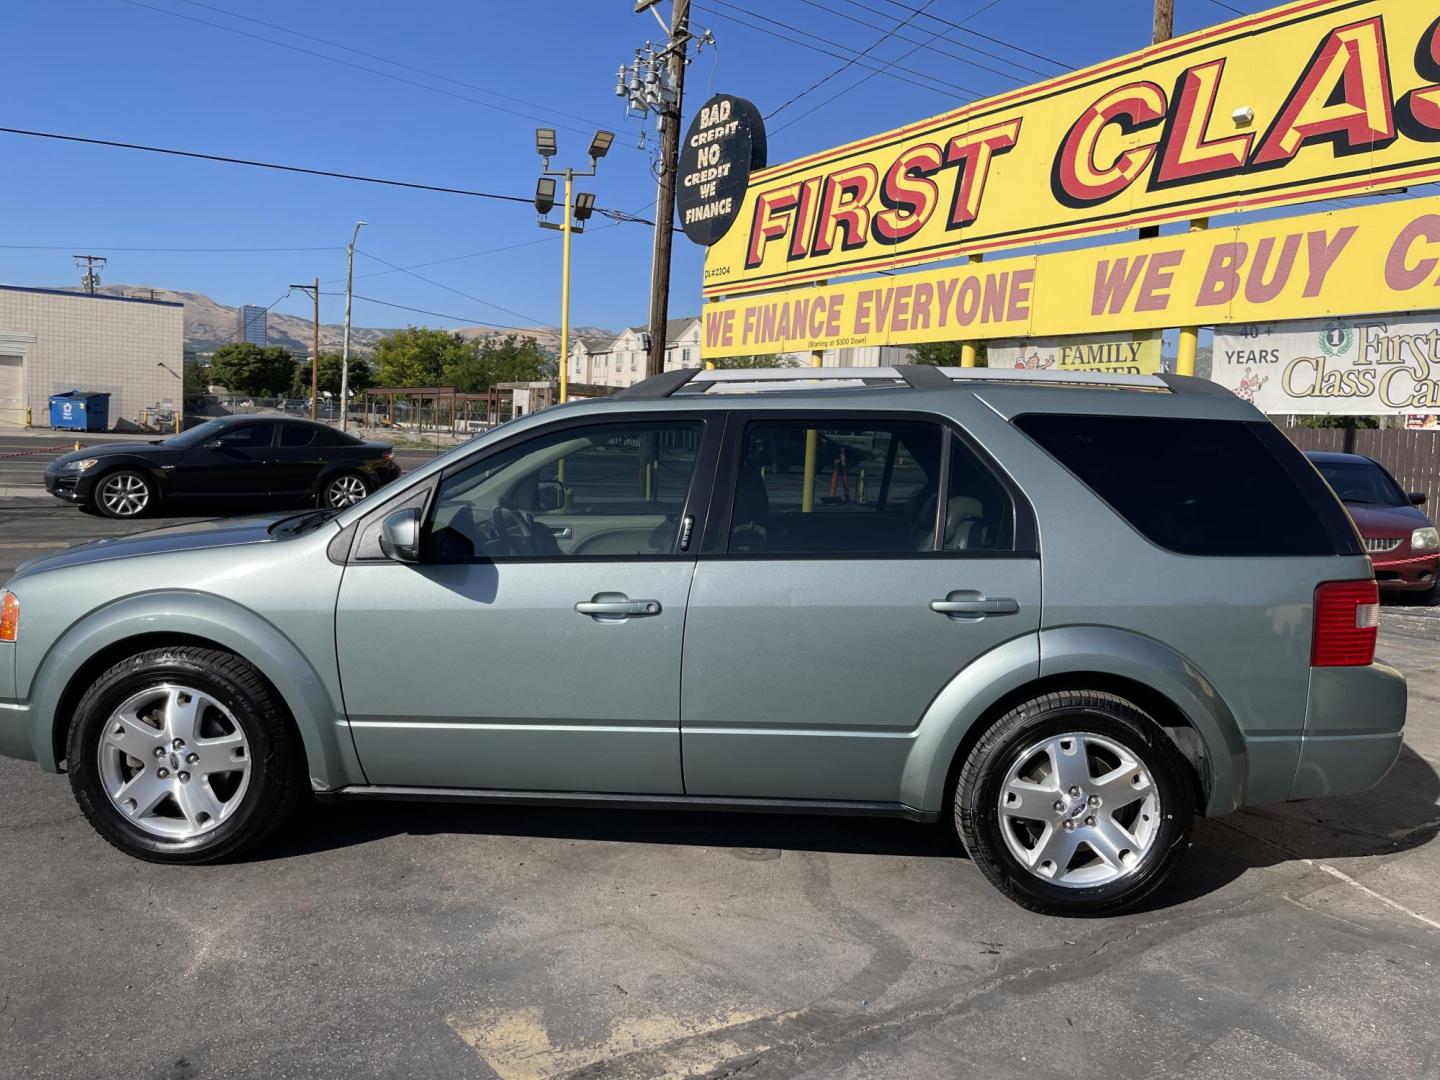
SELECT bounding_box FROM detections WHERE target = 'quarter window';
[279,424,318,447]
[430,420,705,560]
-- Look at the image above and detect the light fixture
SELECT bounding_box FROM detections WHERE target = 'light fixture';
[588,130,615,161]
[535,177,556,215]
[574,192,597,222]
[1231,105,1255,126]
[535,128,558,159]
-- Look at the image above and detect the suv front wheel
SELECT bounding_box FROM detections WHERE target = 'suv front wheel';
[66,646,302,863]
[956,691,1194,916]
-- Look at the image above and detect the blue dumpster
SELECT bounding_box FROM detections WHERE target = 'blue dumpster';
[48,391,111,432]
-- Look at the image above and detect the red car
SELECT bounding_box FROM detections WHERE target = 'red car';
[1306,450,1439,603]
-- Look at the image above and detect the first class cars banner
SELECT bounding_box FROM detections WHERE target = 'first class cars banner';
[1212,312,1440,414]
[701,196,1440,357]
[702,0,1440,298]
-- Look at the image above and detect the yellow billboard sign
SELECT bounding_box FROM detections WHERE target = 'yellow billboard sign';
[703,0,1440,299]
[701,197,1440,357]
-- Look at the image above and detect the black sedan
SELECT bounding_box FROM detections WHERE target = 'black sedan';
[44,416,401,519]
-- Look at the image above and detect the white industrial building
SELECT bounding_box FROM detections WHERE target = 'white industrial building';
[0,285,184,431]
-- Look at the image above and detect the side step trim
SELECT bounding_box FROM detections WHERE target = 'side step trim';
[315,784,939,823]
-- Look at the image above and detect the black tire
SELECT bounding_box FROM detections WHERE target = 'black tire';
[318,470,370,509]
[91,468,156,519]
[956,691,1195,916]
[66,646,303,863]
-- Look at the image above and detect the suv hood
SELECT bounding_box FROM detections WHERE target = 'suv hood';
[10,514,287,581]
[1345,501,1431,534]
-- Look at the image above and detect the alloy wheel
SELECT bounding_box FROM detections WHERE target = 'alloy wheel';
[95,684,251,840]
[326,474,367,508]
[98,473,150,517]
[996,731,1161,888]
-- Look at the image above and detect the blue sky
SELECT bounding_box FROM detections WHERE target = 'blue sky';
[5,0,1266,335]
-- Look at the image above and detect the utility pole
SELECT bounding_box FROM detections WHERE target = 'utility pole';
[73,254,107,294]
[340,221,366,433]
[647,0,691,378]
[619,1,700,379]
[290,277,322,420]
[1153,0,1173,44]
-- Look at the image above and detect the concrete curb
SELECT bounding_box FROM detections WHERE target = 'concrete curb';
[0,488,52,499]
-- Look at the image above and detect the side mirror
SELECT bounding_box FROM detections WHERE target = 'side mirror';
[379,508,423,564]
[1410,492,1427,507]
[535,478,568,513]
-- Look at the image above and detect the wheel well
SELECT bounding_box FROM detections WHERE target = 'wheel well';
[942,672,1211,815]
[51,633,306,773]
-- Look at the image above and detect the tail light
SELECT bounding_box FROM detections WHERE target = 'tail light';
[1312,580,1379,667]
[0,591,18,642]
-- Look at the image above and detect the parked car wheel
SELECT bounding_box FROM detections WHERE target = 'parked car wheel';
[320,471,369,509]
[956,691,1194,916]
[93,469,155,519]
[66,646,302,863]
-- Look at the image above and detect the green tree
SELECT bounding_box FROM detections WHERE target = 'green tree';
[372,326,476,387]
[911,340,987,367]
[209,342,297,397]
[709,353,799,369]
[182,359,210,407]
[290,352,374,398]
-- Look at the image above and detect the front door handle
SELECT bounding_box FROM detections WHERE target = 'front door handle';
[930,593,1020,618]
[575,596,662,618]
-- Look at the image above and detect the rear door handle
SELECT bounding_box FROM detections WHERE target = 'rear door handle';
[930,594,1020,618]
[575,597,662,618]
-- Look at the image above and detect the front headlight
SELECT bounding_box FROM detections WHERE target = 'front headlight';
[60,458,99,473]
[1411,526,1440,553]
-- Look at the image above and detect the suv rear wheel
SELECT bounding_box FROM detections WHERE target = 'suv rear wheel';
[956,691,1194,916]
[66,646,302,863]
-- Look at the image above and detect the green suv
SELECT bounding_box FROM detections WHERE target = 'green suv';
[0,367,1407,915]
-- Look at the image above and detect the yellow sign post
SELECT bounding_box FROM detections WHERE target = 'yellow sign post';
[703,0,1440,301]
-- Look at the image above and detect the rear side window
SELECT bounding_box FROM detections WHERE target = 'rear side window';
[279,424,318,447]
[1015,414,1360,557]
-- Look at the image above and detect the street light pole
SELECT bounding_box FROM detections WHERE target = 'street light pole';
[289,277,322,419]
[340,220,366,432]
[536,130,612,404]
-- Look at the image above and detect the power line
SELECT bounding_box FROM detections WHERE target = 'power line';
[772,12,940,133]
[168,0,610,130]
[0,125,532,203]
[0,244,339,253]
[1204,0,1248,14]
[355,249,554,329]
[791,0,1047,82]
[326,292,550,335]
[838,0,1073,70]
[113,0,601,135]
[693,3,980,102]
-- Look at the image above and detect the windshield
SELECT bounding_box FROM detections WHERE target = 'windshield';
[1313,459,1408,507]
[164,419,228,449]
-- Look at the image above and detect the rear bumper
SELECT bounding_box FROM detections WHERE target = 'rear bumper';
[1290,661,1407,800]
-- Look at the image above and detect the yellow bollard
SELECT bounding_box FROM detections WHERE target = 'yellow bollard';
[1175,219,1208,377]
[74,441,81,452]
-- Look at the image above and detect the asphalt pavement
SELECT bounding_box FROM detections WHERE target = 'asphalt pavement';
[0,447,1438,1080]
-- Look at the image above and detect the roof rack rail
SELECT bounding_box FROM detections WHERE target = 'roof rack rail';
[609,364,1233,399]
[609,368,700,399]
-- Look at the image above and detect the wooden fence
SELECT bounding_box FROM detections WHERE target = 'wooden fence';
[1283,427,1440,508]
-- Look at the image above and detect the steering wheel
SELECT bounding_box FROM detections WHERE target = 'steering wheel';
[490,496,559,556]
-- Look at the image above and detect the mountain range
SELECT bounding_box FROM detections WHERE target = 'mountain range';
[61,284,614,357]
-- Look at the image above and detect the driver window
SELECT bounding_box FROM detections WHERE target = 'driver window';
[429,419,705,560]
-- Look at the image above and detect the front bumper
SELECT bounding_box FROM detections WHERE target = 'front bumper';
[1370,550,1438,591]
[42,469,96,505]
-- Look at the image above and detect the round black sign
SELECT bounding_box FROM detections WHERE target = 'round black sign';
[677,94,767,247]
